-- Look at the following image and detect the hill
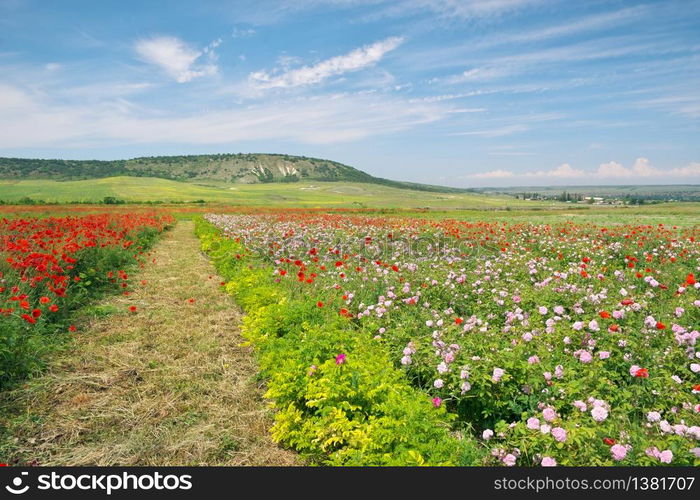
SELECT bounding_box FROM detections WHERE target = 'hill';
[0,154,471,194]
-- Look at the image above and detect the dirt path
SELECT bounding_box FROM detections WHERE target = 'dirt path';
[0,221,298,466]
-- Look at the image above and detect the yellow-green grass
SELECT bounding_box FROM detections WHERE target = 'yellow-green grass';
[0,176,550,209]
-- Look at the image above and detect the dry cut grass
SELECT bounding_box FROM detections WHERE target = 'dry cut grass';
[0,221,298,466]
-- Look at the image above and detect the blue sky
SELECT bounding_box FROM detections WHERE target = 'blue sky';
[0,0,698,187]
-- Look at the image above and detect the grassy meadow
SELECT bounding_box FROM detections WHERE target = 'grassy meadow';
[0,176,548,209]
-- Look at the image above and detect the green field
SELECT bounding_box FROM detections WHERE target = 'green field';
[0,176,550,209]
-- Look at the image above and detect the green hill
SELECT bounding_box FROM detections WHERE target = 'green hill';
[0,153,472,194]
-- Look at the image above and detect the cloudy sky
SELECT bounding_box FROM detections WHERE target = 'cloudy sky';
[1,0,698,187]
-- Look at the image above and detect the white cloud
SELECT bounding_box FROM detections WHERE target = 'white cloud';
[249,36,404,89]
[528,163,586,178]
[135,36,218,83]
[45,62,62,71]
[471,169,515,178]
[597,157,700,178]
[465,159,700,185]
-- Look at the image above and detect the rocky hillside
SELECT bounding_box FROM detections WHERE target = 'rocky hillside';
[0,153,470,193]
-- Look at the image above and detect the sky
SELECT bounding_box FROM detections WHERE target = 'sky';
[0,0,699,187]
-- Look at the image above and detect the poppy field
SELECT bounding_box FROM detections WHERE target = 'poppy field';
[0,212,173,388]
[199,212,700,466]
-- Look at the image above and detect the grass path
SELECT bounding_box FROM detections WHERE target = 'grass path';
[0,221,298,466]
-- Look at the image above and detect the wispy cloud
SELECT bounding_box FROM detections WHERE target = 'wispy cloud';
[135,36,218,83]
[451,124,529,137]
[365,0,546,21]
[232,27,256,38]
[0,83,454,148]
[638,94,700,118]
[249,36,404,89]
[478,5,649,47]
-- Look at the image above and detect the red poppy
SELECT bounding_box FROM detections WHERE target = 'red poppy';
[603,438,616,446]
[69,325,77,332]
[656,322,666,330]
[129,306,137,312]
[599,311,611,319]
[49,304,59,312]
[455,317,463,325]
[32,308,42,318]
[635,368,649,378]
[317,301,323,308]
[39,296,50,304]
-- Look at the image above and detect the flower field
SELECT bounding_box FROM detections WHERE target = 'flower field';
[0,212,173,388]
[200,212,699,466]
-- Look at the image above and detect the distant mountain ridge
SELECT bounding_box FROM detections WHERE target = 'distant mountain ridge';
[0,153,471,194]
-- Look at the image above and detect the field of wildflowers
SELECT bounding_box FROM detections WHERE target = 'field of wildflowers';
[201,212,699,466]
[0,212,173,388]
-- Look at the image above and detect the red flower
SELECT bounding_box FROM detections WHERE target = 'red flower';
[39,296,50,304]
[22,314,36,324]
[129,306,137,312]
[391,265,399,272]
[635,368,649,378]
[656,322,666,330]
[603,438,616,446]
[455,317,463,325]
[69,325,77,332]
[49,304,59,312]
[317,301,324,308]
[32,308,42,318]
[599,311,611,319]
